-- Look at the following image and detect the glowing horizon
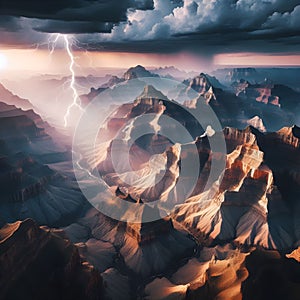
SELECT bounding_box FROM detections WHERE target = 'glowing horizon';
[214,53,300,67]
[0,48,299,78]
[0,53,8,70]
[0,48,211,75]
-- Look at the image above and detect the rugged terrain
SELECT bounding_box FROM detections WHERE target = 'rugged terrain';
[0,66,300,299]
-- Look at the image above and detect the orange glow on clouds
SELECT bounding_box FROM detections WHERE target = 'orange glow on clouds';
[214,53,300,66]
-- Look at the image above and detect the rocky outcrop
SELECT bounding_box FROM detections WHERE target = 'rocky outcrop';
[0,102,66,158]
[215,67,263,84]
[235,80,281,107]
[242,248,300,300]
[65,209,195,278]
[174,126,298,250]
[80,87,107,106]
[145,244,249,300]
[144,244,300,300]
[0,83,33,111]
[180,74,299,132]
[0,102,85,227]
[3,67,300,300]
[178,73,218,104]
[79,66,159,103]
[246,116,266,132]
[78,84,300,251]
[0,219,104,300]
[123,65,159,81]
[0,152,86,226]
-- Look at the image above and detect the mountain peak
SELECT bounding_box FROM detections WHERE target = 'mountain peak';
[189,73,224,91]
[123,65,159,80]
[247,116,266,132]
[136,85,169,101]
[135,64,146,69]
[278,125,300,139]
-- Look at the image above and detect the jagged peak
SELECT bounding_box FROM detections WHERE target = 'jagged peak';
[123,65,158,80]
[189,72,224,91]
[223,126,261,140]
[247,116,266,133]
[192,72,211,83]
[277,125,300,139]
[0,219,38,244]
[125,204,173,244]
[136,85,169,101]
[133,64,145,70]
[125,65,147,73]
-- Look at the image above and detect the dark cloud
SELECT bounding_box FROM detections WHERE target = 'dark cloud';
[0,0,299,55]
[262,5,300,32]
[33,20,114,34]
[0,0,74,17]
[0,16,21,32]
[76,31,300,55]
[0,0,153,21]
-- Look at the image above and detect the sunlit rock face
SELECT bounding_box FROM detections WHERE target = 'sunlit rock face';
[246,116,266,132]
[95,85,205,206]
[233,80,300,112]
[2,70,300,300]
[65,209,196,278]
[180,74,228,111]
[145,245,300,300]
[231,80,300,131]
[179,73,300,132]
[144,244,249,300]
[234,80,281,106]
[173,126,300,250]
[0,219,104,300]
[38,79,300,298]
[84,83,300,251]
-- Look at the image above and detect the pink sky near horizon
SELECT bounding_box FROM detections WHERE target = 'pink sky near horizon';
[0,49,299,77]
[214,53,300,67]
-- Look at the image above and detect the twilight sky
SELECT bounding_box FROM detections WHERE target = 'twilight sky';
[0,0,299,71]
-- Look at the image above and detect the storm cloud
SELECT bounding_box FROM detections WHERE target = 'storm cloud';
[0,0,299,54]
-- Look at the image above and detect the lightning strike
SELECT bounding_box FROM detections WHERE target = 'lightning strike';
[48,34,61,55]
[47,33,84,127]
[63,35,84,127]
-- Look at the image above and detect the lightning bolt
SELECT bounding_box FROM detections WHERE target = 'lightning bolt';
[47,33,84,127]
[48,34,61,56]
[63,35,84,127]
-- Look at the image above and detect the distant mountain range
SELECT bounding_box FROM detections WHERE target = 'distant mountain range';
[149,66,199,80]
[214,67,300,90]
[79,65,300,132]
